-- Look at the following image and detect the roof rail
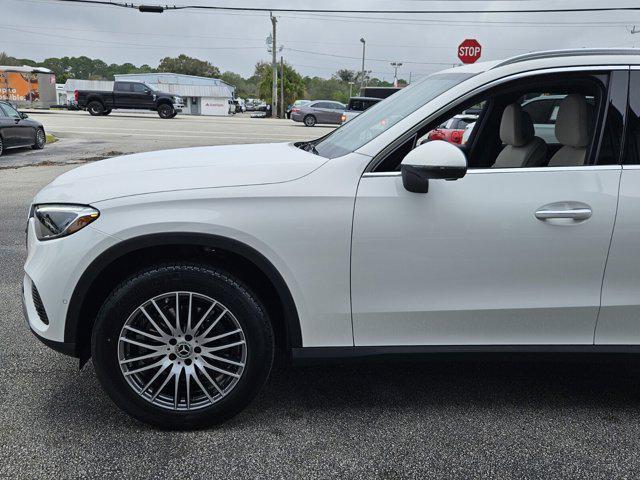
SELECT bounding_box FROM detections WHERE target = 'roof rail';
[492,48,640,69]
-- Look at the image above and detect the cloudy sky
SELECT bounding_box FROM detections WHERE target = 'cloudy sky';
[4,0,640,80]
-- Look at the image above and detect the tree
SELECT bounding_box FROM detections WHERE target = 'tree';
[158,54,220,77]
[257,61,305,108]
[333,69,356,82]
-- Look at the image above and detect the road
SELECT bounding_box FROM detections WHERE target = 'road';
[3,166,640,478]
[0,110,334,168]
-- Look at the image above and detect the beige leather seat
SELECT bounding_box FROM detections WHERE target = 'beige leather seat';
[493,103,547,168]
[548,94,589,167]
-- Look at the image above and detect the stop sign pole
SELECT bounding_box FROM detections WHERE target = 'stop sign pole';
[458,39,482,64]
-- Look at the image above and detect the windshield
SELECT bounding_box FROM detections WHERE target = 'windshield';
[314,72,475,158]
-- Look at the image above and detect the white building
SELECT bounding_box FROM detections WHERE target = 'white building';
[61,72,236,116]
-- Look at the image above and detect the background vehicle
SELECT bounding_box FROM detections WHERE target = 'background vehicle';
[286,99,311,119]
[360,86,402,99]
[341,96,381,124]
[291,100,346,126]
[423,113,478,144]
[0,101,46,156]
[74,81,184,119]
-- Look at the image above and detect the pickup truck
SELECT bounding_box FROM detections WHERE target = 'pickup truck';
[74,81,184,119]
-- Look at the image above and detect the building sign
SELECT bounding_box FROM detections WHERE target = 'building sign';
[0,71,40,102]
[201,97,229,116]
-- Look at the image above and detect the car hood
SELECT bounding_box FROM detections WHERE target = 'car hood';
[34,143,326,204]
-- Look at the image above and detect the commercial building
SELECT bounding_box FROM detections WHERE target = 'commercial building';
[61,72,235,116]
[0,65,56,108]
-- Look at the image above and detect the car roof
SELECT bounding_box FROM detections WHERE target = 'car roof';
[349,96,381,101]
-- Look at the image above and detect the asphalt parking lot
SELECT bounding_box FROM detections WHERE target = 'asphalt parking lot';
[4,118,640,479]
[0,110,334,168]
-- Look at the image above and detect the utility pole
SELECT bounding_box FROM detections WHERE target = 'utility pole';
[280,56,284,118]
[409,71,412,84]
[390,62,403,87]
[270,12,278,117]
[359,38,366,93]
[348,81,354,98]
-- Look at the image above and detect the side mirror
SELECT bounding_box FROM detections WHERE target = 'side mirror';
[20,112,28,119]
[400,140,467,193]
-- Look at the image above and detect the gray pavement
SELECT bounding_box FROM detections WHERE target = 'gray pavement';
[0,110,334,168]
[3,161,640,478]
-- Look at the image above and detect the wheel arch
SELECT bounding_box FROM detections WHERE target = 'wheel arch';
[66,232,303,363]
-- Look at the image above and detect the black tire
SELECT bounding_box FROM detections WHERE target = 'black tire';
[91,264,274,429]
[0,135,3,157]
[157,104,174,119]
[102,109,112,116]
[303,114,316,127]
[87,101,105,116]
[168,111,178,119]
[32,128,45,150]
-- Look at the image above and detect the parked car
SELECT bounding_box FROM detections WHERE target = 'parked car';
[235,98,246,113]
[291,100,346,126]
[74,81,184,119]
[341,96,381,124]
[228,99,236,115]
[360,86,402,99]
[422,114,478,145]
[25,49,640,429]
[286,99,311,119]
[0,101,46,156]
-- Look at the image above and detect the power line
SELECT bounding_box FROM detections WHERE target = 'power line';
[34,0,640,14]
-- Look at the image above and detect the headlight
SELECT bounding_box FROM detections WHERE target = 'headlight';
[31,204,100,241]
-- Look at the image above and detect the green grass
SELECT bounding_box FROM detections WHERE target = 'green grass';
[45,133,57,144]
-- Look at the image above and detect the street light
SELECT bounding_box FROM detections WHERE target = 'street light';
[360,38,366,91]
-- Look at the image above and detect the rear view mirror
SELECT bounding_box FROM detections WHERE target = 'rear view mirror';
[400,140,467,193]
[20,112,28,119]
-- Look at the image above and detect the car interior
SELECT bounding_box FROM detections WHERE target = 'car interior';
[373,73,619,172]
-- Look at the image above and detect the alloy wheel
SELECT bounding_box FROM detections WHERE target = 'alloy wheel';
[117,291,247,411]
[36,129,45,148]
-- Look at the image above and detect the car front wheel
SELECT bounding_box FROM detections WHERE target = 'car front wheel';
[91,264,274,429]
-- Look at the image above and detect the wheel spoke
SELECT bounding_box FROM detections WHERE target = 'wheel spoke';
[151,299,175,334]
[195,361,225,396]
[204,340,246,353]
[200,352,245,368]
[191,368,216,403]
[123,359,165,376]
[201,359,241,378]
[139,305,168,336]
[175,292,180,332]
[186,293,193,332]
[191,301,217,334]
[140,362,171,395]
[197,308,228,340]
[174,367,180,410]
[185,369,192,410]
[119,351,164,365]
[150,367,175,402]
[200,328,242,345]
[119,336,163,351]
[123,325,164,342]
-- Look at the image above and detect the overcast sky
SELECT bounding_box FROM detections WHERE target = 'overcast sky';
[4,0,640,80]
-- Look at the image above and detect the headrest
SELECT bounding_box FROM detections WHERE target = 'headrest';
[500,103,535,147]
[555,94,589,148]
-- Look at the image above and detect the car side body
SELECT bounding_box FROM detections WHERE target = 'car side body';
[0,101,46,155]
[22,49,640,427]
[290,100,346,126]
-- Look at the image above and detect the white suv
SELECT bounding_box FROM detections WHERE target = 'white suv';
[23,49,640,428]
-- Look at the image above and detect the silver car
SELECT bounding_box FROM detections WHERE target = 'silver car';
[291,100,346,126]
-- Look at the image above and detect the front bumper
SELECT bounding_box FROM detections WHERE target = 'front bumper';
[22,275,77,356]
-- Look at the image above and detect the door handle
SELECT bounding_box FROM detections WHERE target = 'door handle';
[535,201,592,221]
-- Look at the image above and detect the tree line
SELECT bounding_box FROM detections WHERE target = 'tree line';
[0,52,407,104]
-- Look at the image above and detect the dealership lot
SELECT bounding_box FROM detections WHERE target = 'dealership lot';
[3,164,640,477]
[0,110,334,168]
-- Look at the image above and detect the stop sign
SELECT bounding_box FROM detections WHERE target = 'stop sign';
[458,39,482,64]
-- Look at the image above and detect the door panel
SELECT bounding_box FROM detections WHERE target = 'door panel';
[351,166,621,346]
[596,166,640,343]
